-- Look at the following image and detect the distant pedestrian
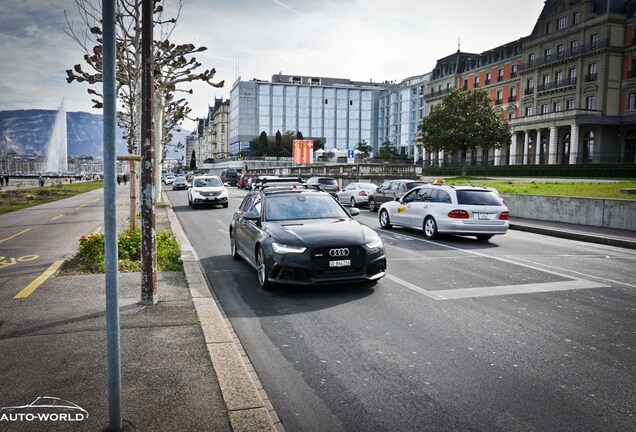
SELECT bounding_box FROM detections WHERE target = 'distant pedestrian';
[38,175,45,187]
[122,174,128,185]
[0,176,4,187]
[4,175,9,186]
[117,175,122,185]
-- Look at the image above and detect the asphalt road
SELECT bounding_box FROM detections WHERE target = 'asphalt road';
[170,186,636,432]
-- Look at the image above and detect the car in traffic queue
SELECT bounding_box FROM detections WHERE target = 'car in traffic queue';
[336,182,378,208]
[378,184,509,241]
[368,179,427,212]
[163,174,176,185]
[238,173,254,189]
[172,176,188,191]
[304,176,340,197]
[229,186,387,290]
[187,175,229,209]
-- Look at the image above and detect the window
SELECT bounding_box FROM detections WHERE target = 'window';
[508,111,516,120]
[486,72,491,85]
[543,74,550,88]
[570,39,578,54]
[544,48,552,61]
[554,101,562,112]
[541,103,549,114]
[509,86,517,101]
[527,78,534,91]
[573,11,580,25]
[528,53,535,66]
[498,68,504,81]
[557,16,568,30]
[496,90,502,104]
[474,76,479,87]
[557,44,565,58]
[568,67,577,82]
[511,64,518,77]
[583,131,594,161]
[555,70,563,86]
[525,106,533,116]
[546,22,553,34]
[566,99,575,110]
[585,95,595,110]
[629,93,636,110]
[587,62,597,81]
[591,33,599,48]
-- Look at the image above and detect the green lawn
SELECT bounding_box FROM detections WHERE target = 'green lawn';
[443,178,636,200]
[0,181,105,214]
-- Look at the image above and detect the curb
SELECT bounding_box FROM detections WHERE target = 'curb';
[164,200,282,432]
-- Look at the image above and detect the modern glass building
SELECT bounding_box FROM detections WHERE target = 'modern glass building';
[377,73,431,159]
[229,74,390,156]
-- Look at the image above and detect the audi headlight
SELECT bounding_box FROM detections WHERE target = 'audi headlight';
[365,237,383,250]
[272,242,307,254]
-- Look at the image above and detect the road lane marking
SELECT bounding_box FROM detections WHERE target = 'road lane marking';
[14,260,64,299]
[381,230,612,300]
[91,199,99,203]
[0,228,31,244]
[51,214,65,220]
[92,226,103,235]
[77,204,87,209]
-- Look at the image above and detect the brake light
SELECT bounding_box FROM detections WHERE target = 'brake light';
[448,209,469,219]
[499,211,509,220]
[336,185,340,192]
[358,191,368,196]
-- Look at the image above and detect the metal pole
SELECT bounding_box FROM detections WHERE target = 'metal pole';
[102,0,122,429]
[141,0,157,304]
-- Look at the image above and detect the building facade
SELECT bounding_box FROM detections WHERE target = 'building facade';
[229,74,389,156]
[378,73,431,160]
[425,0,636,167]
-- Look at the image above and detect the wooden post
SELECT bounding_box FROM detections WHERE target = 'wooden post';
[116,155,141,231]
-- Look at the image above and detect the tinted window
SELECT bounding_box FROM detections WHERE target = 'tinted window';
[456,190,503,205]
[265,194,348,221]
[317,178,337,185]
[406,181,426,190]
[436,190,452,203]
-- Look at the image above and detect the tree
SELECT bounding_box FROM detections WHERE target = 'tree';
[417,87,511,177]
[64,0,223,184]
[377,140,402,160]
[356,140,372,159]
[275,130,282,155]
[190,149,196,170]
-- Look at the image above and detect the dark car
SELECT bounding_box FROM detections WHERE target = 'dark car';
[304,176,340,197]
[221,168,242,186]
[367,179,427,212]
[229,187,386,290]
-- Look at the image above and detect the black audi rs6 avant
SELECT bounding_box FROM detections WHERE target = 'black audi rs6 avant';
[229,184,387,290]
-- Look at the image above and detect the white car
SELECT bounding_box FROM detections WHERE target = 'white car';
[163,174,175,185]
[378,184,509,241]
[187,175,229,209]
[336,182,378,208]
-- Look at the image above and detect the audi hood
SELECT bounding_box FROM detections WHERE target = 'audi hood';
[263,219,377,247]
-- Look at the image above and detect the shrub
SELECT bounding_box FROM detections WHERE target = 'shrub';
[74,229,182,273]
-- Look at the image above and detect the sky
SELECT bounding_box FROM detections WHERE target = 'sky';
[0,0,546,132]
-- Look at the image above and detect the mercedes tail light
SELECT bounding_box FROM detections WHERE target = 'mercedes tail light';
[499,211,509,220]
[448,209,469,219]
[358,191,368,196]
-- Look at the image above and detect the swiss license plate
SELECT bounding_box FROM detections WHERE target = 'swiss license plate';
[478,212,489,220]
[329,259,351,268]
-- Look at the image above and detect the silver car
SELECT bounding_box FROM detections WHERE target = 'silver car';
[378,184,509,241]
[336,182,377,208]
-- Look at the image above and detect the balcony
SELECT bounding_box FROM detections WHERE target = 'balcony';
[585,73,598,82]
[508,95,517,102]
[628,70,636,79]
[537,77,577,92]
[524,87,534,95]
[518,39,609,71]
[495,99,503,105]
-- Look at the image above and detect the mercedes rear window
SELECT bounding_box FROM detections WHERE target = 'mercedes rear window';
[456,190,503,206]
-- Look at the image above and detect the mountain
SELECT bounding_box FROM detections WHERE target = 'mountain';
[0,109,188,158]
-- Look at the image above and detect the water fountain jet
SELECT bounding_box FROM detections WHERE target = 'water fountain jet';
[46,101,68,173]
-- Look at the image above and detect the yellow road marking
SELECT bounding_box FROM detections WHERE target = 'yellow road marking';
[14,260,64,299]
[0,228,31,244]
[91,199,99,203]
[51,214,65,220]
[77,204,86,209]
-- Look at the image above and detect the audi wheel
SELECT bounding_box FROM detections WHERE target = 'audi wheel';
[230,231,241,260]
[256,246,273,290]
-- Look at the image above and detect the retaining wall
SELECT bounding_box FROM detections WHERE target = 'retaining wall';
[502,194,636,231]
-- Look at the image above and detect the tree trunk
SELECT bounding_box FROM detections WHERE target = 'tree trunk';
[461,148,467,177]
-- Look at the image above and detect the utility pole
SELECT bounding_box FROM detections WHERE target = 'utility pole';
[141,0,157,304]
